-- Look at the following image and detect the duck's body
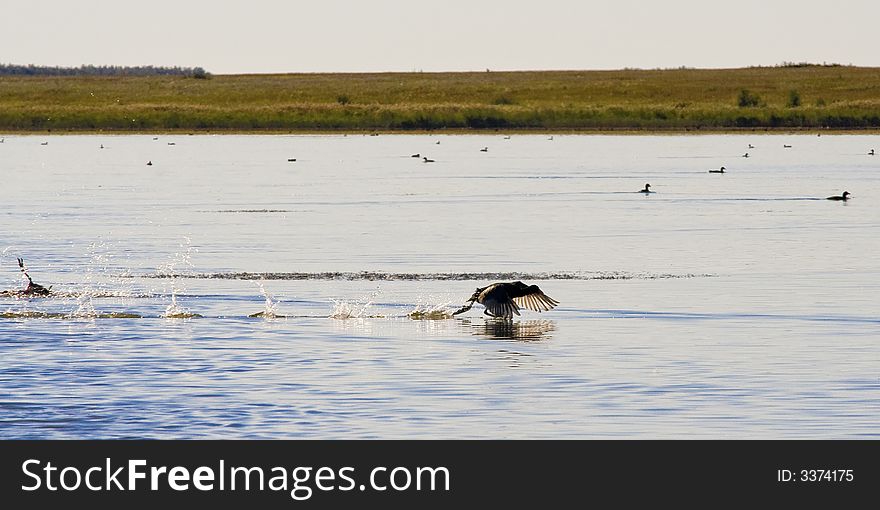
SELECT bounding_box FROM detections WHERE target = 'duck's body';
[709,166,726,173]
[452,281,559,319]
[827,191,851,201]
[411,153,420,158]
[423,156,435,163]
[783,144,792,148]
[480,147,488,152]
[639,183,653,193]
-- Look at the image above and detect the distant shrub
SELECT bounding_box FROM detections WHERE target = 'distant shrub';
[787,90,801,108]
[492,96,515,105]
[336,94,351,105]
[191,67,211,79]
[738,89,761,108]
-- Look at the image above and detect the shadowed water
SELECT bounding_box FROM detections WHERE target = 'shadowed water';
[1,133,878,438]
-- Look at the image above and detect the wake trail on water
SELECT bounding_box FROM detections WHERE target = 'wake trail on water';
[125,270,714,281]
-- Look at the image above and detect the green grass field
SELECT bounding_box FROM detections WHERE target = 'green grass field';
[2,66,880,132]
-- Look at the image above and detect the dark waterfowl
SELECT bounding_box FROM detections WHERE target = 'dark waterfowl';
[423,156,435,163]
[40,142,48,146]
[870,149,875,156]
[748,144,755,149]
[411,153,420,158]
[639,183,653,193]
[1,258,52,297]
[146,160,153,166]
[826,191,851,201]
[480,147,488,152]
[287,158,297,162]
[783,144,792,148]
[709,166,726,173]
[742,152,749,158]
[452,281,559,319]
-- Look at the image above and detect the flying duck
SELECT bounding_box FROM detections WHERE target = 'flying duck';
[826,191,851,201]
[452,281,559,319]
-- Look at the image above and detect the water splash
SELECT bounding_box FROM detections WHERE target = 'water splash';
[408,299,456,320]
[249,281,282,319]
[329,289,382,319]
[158,237,201,319]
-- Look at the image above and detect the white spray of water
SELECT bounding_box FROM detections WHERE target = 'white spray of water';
[252,280,280,319]
[329,288,382,319]
[158,237,199,319]
[408,296,456,320]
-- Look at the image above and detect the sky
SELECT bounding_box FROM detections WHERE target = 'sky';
[3,0,879,74]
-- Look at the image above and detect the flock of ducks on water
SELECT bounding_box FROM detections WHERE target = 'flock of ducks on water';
[7,136,873,316]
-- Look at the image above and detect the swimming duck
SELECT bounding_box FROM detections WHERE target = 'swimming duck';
[639,183,652,193]
[411,153,420,158]
[742,152,749,158]
[709,166,726,173]
[480,147,488,152]
[452,281,559,319]
[287,158,297,162]
[826,191,851,201]
[1,258,52,297]
[423,156,435,163]
[146,160,153,166]
[748,144,755,149]
[870,149,875,156]
[783,144,792,148]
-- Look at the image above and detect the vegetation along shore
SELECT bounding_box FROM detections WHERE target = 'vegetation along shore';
[2,64,879,132]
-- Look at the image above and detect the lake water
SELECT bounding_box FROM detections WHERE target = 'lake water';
[1,133,878,439]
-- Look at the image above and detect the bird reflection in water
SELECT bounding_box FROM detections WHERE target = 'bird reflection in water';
[467,319,556,341]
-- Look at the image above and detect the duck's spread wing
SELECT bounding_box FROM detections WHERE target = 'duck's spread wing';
[510,284,559,312]
[483,298,521,318]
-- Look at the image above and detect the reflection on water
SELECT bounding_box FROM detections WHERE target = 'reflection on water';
[466,319,556,341]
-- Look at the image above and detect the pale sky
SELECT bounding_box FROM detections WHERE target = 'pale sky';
[3,0,879,74]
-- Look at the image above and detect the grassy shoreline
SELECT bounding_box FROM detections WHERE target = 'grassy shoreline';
[3,66,880,133]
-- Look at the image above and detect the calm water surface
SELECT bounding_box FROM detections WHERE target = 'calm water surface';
[1,133,878,438]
